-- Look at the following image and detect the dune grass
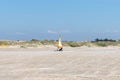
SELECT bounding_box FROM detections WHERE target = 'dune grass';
[0,39,120,48]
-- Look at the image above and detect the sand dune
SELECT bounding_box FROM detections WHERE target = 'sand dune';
[0,47,120,80]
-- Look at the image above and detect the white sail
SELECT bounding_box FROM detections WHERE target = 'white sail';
[57,36,63,50]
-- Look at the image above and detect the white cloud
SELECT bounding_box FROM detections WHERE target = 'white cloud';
[47,30,71,34]
[48,30,57,34]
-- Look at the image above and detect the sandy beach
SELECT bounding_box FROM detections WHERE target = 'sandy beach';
[0,47,120,80]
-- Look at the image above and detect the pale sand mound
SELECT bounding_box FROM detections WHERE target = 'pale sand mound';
[0,47,120,80]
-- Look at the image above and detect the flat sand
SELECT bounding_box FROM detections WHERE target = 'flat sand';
[0,47,120,80]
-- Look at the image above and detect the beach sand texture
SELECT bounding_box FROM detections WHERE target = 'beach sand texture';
[0,47,120,80]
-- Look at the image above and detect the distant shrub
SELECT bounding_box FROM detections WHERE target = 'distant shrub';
[31,39,39,42]
[94,38,116,42]
[79,42,94,47]
[0,41,10,46]
[67,42,80,47]
[95,42,108,47]
[40,40,55,45]
[20,45,27,48]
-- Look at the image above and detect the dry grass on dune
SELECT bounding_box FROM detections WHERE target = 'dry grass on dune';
[1,40,120,48]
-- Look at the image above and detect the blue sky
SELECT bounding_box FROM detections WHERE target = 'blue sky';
[0,0,120,41]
